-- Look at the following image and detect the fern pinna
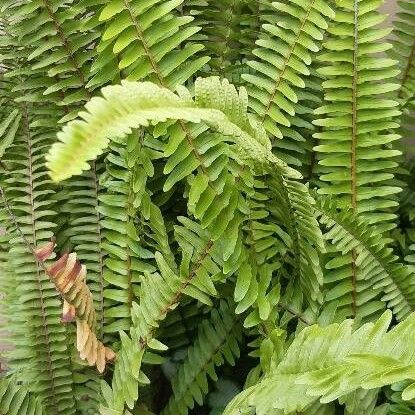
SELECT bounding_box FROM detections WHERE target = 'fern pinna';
[1,0,415,415]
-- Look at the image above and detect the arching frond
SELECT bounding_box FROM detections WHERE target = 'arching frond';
[46,77,297,182]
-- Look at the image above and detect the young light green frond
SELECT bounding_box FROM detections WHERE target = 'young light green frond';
[161,301,242,415]
[316,196,415,321]
[314,0,402,231]
[223,311,415,415]
[242,0,334,139]
[46,77,298,182]
[93,0,209,89]
[0,374,45,415]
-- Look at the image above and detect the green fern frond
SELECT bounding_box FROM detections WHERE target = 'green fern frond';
[0,374,44,415]
[99,237,217,413]
[314,0,402,231]
[270,175,325,310]
[46,77,297,183]
[94,0,209,89]
[223,310,415,415]
[161,301,242,415]
[188,0,261,78]
[2,0,98,120]
[1,102,77,414]
[242,0,334,139]
[98,133,159,336]
[316,196,415,322]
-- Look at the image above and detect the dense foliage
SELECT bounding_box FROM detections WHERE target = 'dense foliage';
[0,0,415,414]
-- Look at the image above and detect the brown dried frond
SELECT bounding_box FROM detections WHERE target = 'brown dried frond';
[34,240,115,373]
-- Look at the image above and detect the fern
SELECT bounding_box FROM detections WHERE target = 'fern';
[94,0,209,88]
[223,310,415,415]
[0,98,78,413]
[314,0,401,231]
[0,374,44,415]
[100,222,227,413]
[46,77,326,310]
[242,0,334,139]
[316,196,415,321]
[1,1,415,415]
[161,301,242,415]
[33,239,115,373]
[98,133,159,336]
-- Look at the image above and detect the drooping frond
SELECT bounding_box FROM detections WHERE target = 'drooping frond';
[46,77,298,182]
[314,0,402,231]
[0,374,44,415]
[93,0,209,89]
[223,311,415,415]
[161,301,242,415]
[33,240,115,373]
[242,0,334,139]
[316,196,415,321]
